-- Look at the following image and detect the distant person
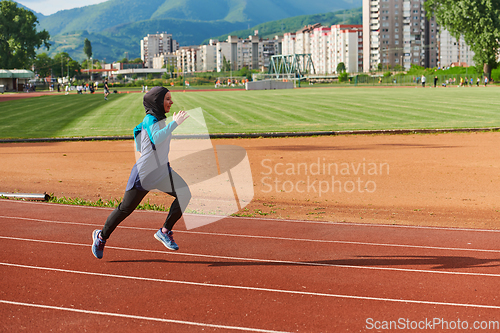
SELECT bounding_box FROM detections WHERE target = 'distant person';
[433,76,438,88]
[476,77,480,87]
[91,86,191,259]
[104,79,110,100]
[484,76,488,87]
[421,75,426,88]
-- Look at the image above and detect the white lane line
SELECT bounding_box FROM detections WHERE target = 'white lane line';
[0,300,290,333]
[2,263,500,310]
[2,199,500,233]
[2,235,500,278]
[2,215,500,254]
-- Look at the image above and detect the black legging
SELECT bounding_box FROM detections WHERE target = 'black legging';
[101,169,191,240]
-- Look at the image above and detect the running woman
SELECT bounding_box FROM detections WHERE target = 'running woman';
[92,86,191,259]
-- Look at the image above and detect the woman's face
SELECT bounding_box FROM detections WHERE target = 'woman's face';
[163,92,173,113]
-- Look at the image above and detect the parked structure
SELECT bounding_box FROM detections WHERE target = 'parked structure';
[0,69,35,92]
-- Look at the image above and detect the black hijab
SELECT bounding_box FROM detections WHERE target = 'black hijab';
[143,86,170,120]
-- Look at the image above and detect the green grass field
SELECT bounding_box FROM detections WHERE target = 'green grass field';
[1,87,499,139]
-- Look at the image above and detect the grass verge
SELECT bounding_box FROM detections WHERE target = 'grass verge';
[48,195,168,211]
[1,87,500,139]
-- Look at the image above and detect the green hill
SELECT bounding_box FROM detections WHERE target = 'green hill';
[29,0,362,62]
[205,7,362,43]
[46,19,249,61]
[36,0,362,36]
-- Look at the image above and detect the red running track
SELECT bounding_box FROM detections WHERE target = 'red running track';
[1,199,500,332]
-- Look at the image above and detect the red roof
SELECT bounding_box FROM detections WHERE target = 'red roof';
[81,69,116,72]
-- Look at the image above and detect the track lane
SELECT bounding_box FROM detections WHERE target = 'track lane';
[2,199,500,331]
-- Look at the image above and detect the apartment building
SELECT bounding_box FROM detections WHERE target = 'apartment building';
[310,26,331,74]
[363,0,438,71]
[176,46,199,73]
[439,29,475,67]
[152,52,177,70]
[283,24,319,55]
[283,24,363,74]
[198,40,218,72]
[140,33,179,68]
[215,33,282,72]
[329,25,364,73]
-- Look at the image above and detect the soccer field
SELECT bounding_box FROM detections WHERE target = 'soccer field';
[0,87,499,139]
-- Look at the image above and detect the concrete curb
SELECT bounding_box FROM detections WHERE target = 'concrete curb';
[1,127,499,143]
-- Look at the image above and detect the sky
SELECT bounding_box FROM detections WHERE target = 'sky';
[16,0,109,16]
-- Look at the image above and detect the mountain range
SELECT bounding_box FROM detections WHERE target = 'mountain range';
[20,0,362,62]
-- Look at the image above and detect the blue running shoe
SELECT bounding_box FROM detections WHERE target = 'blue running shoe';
[92,229,106,259]
[154,229,179,251]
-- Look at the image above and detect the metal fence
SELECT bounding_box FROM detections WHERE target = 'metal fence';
[306,73,490,87]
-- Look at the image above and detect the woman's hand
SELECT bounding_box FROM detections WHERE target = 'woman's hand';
[173,110,189,126]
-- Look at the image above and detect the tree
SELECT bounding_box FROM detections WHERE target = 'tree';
[338,72,349,82]
[222,55,231,72]
[52,52,80,78]
[424,0,500,77]
[336,62,346,73]
[33,53,54,77]
[83,38,92,59]
[0,0,50,69]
